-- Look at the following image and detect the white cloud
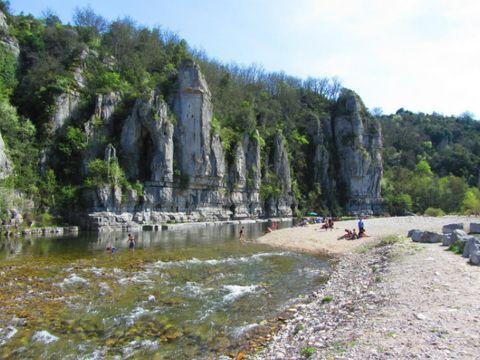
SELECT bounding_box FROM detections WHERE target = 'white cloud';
[268,0,480,116]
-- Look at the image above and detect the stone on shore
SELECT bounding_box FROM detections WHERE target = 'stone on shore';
[408,229,423,242]
[462,236,480,259]
[442,223,464,234]
[469,245,480,265]
[469,223,480,233]
[412,231,443,243]
[443,229,467,247]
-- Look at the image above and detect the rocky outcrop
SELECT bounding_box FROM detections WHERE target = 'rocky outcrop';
[84,91,122,172]
[312,117,335,203]
[0,10,19,57]
[120,91,174,183]
[442,223,464,234]
[334,89,383,215]
[173,59,213,185]
[0,130,12,179]
[265,132,293,217]
[50,92,81,132]
[50,48,95,133]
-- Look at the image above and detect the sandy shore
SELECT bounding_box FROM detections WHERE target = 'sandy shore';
[256,216,480,255]
[255,216,480,359]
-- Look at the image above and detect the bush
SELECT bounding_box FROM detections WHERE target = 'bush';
[300,346,316,358]
[424,207,445,217]
[386,193,412,215]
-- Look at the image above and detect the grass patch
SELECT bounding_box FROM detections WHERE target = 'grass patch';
[376,235,402,247]
[300,346,316,358]
[448,243,463,255]
[321,295,333,304]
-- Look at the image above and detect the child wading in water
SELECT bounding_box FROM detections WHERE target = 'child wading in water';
[239,226,246,242]
[127,233,136,250]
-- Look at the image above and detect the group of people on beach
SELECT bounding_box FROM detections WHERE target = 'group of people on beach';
[337,217,369,240]
[320,217,335,230]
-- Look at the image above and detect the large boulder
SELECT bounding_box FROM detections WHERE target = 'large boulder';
[408,229,423,242]
[469,244,480,265]
[469,223,480,234]
[463,236,480,258]
[412,231,443,243]
[442,233,453,247]
[442,223,464,234]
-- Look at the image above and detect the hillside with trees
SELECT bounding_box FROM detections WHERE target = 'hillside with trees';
[1,1,480,227]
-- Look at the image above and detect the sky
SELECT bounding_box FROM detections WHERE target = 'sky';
[8,0,480,117]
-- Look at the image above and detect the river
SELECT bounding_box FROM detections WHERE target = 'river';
[0,222,330,359]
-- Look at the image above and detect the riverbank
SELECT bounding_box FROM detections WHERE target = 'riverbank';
[253,216,480,359]
[256,216,480,255]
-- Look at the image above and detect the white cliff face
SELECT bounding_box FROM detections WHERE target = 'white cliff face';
[174,59,212,182]
[120,91,174,183]
[84,61,296,226]
[334,89,383,214]
[0,131,12,180]
[269,132,294,216]
[243,131,262,190]
[0,11,19,57]
[84,92,122,173]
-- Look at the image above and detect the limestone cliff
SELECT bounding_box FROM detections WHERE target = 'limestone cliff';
[0,10,19,57]
[265,132,294,217]
[0,130,12,180]
[333,89,383,214]
[120,91,174,183]
[84,60,291,227]
[50,49,94,133]
[84,91,122,173]
[173,59,214,185]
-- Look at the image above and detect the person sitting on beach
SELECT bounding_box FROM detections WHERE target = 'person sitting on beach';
[337,229,353,240]
[358,228,369,238]
[265,227,273,234]
[351,229,358,239]
[328,218,334,230]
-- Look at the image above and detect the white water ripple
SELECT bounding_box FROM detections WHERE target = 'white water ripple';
[150,252,293,269]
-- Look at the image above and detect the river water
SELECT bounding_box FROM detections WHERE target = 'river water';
[0,222,330,359]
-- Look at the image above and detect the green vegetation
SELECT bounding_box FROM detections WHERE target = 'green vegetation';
[321,295,333,304]
[300,346,316,358]
[1,2,480,224]
[381,110,480,216]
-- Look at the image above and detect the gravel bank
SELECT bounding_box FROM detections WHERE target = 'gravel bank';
[253,225,480,359]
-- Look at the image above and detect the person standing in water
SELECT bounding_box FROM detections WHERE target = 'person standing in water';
[127,233,136,250]
[239,226,246,241]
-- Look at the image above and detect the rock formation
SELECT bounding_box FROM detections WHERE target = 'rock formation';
[81,64,384,229]
[84,91,122,172]
[83,60,298,228]
[173,59,214,185]
[0,130,12,179]
[0,10,19,57]
[333,89,383,215]
[50,49,94,133]
[120,91,174,183]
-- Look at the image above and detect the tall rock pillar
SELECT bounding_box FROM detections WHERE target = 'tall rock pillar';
[333,89,383,214]
[174,59,213,185]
